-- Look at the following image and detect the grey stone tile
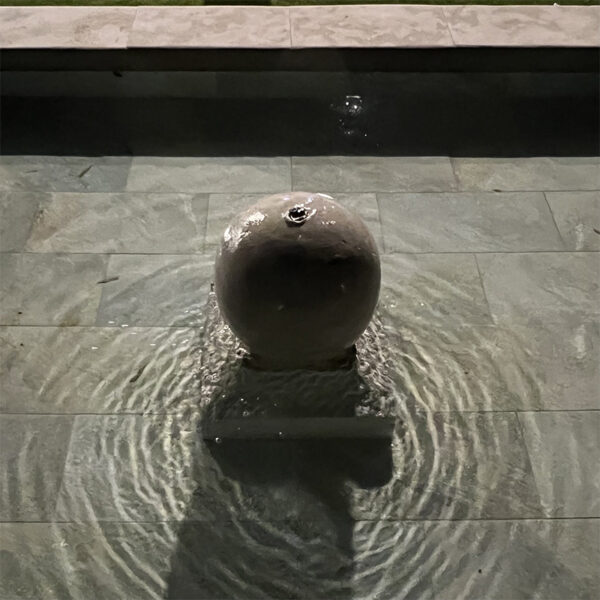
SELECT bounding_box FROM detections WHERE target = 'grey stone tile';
[351,412,542,520]
[379,191,564,253]
[431,519,600,600]
[96,254,213,327]
[126,156,291,193]
[511,319,599,411]
[0,326,201,415]
[0,522,174,600]
[205,192,383,252]
[519,411,600,518]
[490,319,599,412]
[25,192,207,254]
[383,323,539,412]
[380,253,492,325]
[55,414,199,522]
[293,156,457,193]
[130,6,291,48]
[546,191,600,251]
[0,190,48,252]
[477,252,600,324]
[0,155,132,192]
[352,521,438,599]
[452,157,600,192]
[0,415,73,521]
[290,5,453,48]
[0,253,107,326]
[0,6,136,49]
[444,5,600,47]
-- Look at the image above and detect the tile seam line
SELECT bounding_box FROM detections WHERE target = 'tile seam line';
[5,189,600,195]
[473,253,495,324]
[542,190,568,249]
[441,6,458,48]
[2,409,599,417]
[287,6,293,49]
[3,516,598,525]
[515,410,546,518]
[4,250,599,257]
[125,5,139,51]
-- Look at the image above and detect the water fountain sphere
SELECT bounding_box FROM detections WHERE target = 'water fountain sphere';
[214,192,381,370]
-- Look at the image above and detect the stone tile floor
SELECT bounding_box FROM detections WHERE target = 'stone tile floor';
[0,154,598,599]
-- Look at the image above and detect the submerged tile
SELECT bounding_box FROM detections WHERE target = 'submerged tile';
[452,157,600,192]
[0,415,73,521]
[0,253,107,326]
[477,252,600,324]
[506,319,600,411]
[290,5,453,48]
[432,519,600,600]
[350,411,542,520]
[0,190,48,252]
[55,414,198,523]
[126,157,291,193]
[25,192,207,254]
[292,156,457,193]
[380,253,492,325]
[0,522,173,600]
[96,254,213,327]
[519,411,600,518]
[205,192,383,252]
[546,191,600,251]
[0,326,202,415]
[379,192,564,253]
[0,155,131,192]
[130,6,291,48]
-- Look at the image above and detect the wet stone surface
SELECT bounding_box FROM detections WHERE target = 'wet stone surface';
[1,154,598,599]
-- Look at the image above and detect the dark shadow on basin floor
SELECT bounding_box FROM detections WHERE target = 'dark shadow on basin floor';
[165,437,393,599]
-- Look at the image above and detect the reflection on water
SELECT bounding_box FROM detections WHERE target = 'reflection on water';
[5,257,594,599]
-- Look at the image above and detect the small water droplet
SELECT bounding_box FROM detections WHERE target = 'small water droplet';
[120,324,129,328]
[214,437,222,444]
[242,410,250,417]
[278,431,285,438]
[90,346,98,350]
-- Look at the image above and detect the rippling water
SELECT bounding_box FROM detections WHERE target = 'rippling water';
[6,256,591,600]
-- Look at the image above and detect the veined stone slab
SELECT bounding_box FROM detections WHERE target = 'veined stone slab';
[293,157,457,193]
[25,192,207,254]
[0,253,107,326]
[546,191,600,251]
[0,6,135,49]
[378,191,564,253]
[445,5,600,47]
[290,5,453,48]
[126,157,291,194]
[129,6,291,49]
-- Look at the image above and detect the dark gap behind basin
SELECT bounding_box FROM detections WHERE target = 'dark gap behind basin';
[1,51,598,157]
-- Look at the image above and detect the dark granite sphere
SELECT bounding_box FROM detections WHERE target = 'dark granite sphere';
[214,192,381,370]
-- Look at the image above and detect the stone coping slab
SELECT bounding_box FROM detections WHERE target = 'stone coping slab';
[0,5,598,50]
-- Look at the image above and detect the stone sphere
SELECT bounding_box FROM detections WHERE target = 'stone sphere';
[214,192,381,370]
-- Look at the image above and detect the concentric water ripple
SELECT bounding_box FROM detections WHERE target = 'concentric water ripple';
[9,255,576,600]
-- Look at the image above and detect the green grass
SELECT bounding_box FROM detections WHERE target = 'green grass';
[1,0,598,6]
